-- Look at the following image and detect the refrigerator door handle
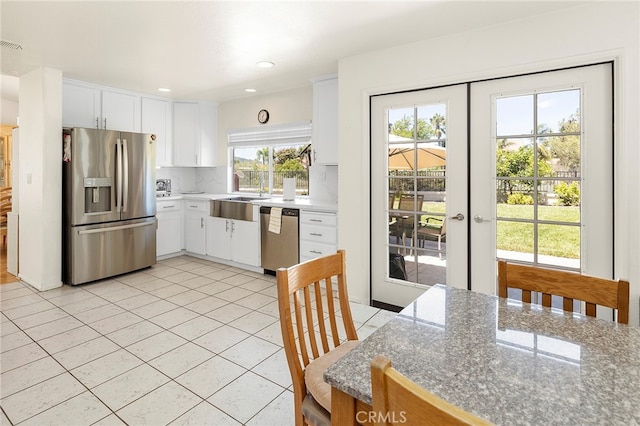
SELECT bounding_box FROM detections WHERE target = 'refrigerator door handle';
[122,138,129,213]
[77,221,156,235]
[116,139,122,213]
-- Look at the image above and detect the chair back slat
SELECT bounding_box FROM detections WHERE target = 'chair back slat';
[313,283,331,353]
[324,277,342,347]
[541,293,551,307]
[293,292,310,366]
[303,285,320,359]
[498,260,629,324]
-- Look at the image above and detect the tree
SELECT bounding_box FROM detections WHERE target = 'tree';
[256,147,269,166]
[389,114,434,140]
[496,140,553,198]
[541,110,581,173]
[430,113,446,139]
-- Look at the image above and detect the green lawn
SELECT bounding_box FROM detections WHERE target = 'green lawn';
[416,201,580,259]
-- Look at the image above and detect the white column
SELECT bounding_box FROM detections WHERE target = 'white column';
[18,67,62,291]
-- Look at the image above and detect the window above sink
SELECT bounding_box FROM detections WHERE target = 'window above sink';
[228,121,312,198]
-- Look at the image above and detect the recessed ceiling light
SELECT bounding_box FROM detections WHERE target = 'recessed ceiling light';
[245,88,257,93]
[157,87,171,92]
[256,61,275,68]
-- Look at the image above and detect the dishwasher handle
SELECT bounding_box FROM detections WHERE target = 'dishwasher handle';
[259,206,299,217]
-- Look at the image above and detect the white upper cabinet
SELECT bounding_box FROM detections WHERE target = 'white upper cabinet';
[62,81,100,128]
[173,101,200,166]
[62,79,140,132]
[199,102,218,167]
[142,97,172,167]
[312,75,338,165]
[173,101,217,167]
[101,89,139,132]
[63,79,217,167]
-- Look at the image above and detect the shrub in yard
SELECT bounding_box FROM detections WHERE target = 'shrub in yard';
[554,182,580,206]
[507,193,534,205]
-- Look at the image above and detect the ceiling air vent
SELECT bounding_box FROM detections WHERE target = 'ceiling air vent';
[1,40,23,50]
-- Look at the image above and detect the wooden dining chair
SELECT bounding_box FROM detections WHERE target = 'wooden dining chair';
[371,355,492,426]
[497,260,629,324]
[277,250,359,426]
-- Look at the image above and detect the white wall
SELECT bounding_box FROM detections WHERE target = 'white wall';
[338,2,640,325]
[1,98,18,125]
[18,67,63,291]
[216,86,313,186]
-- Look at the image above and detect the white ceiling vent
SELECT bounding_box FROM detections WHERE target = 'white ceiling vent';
[1,40,23,50]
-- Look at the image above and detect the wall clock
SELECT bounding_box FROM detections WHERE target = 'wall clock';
[258,109,270,124]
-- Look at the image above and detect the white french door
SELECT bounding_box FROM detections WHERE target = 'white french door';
[371,64,612,309]
[470,64,613,296]
[371,85,468,307]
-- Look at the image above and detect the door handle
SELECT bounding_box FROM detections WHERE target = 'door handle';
[449,213,465,221]
[122,139,129,213]
[115,139,122,213]
[474,215,490,223]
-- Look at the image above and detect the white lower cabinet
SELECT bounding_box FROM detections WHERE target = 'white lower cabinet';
[299,210,337,262]
[206,217,260,267]
[156,200,182,256]
[184,201,208,255]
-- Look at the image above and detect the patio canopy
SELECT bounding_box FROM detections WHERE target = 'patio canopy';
[388,141,446,170]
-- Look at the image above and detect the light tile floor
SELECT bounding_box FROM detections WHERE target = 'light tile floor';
[0,256,394,425]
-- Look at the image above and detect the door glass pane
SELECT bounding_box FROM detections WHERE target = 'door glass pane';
[538,134,581,176]
[387,103,447,286]
[496,95,533,136]
[496,138,535,178]
[538,180,580,223]
[496,89,582,271]
[497,220,534,262]
[496,185,534,220]
[537,90,580,134]
[538,223,580,267]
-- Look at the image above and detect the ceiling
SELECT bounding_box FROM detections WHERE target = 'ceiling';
[1,1,586,103]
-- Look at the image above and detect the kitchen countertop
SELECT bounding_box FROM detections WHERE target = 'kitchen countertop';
[156,193,337,212]
[324,284,640,425]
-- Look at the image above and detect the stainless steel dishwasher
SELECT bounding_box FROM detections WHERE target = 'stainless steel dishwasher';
[260,206,299,272]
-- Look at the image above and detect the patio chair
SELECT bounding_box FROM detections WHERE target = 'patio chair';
[389,195,423,249]
[416,216,446,251]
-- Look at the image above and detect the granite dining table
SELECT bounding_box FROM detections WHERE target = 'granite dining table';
[324,284,640,425]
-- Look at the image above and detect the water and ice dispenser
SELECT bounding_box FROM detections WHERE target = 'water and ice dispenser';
[83,177,112,214]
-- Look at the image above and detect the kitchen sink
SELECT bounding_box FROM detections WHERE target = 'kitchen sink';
[223,196,262,202]
[210,197,265,221]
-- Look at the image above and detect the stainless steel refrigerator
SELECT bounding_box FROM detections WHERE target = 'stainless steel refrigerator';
[63,128,157,285]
